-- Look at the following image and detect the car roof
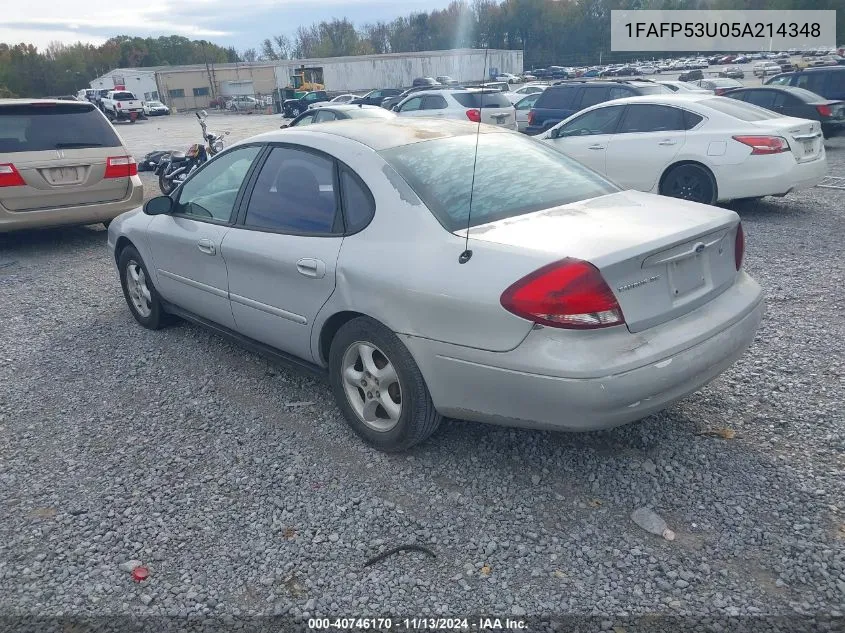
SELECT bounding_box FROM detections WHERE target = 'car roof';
[0,98,94,107]
[249,118,508,151]
[315,104,383,111]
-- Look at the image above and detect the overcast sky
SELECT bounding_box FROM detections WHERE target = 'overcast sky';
[1,0,455,51]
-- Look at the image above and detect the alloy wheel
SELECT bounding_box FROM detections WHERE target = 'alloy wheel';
[340,341,402,432]
[125,260,152,318]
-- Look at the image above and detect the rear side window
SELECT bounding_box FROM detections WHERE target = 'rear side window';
[579,86,610,109]
[702,98,779,121]
[617,105,686,133]
[796,72,827,94]
[340,168,375,233]
[452,92,512,108]
[0,103,122,153]
[536,86,577,109]
[683,110,704,129]
[828,71,845,94]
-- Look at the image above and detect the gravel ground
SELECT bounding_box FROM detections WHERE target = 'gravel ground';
[0,125,843,632]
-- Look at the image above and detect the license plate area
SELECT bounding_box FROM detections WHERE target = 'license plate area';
[43,166,84,185]
[668,254,706,298]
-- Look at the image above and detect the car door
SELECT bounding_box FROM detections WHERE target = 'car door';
[145,145,263,329]
[396,96,424,117]
[545,104,625,175]
[222,145,347,362]
[604,104,687,191]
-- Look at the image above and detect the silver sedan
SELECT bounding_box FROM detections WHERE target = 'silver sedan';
[109,118,763,451]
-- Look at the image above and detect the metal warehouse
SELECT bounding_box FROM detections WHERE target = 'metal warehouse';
[89,48,523,111]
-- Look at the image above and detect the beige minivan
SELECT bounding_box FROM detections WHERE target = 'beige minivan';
[0,99,143,232]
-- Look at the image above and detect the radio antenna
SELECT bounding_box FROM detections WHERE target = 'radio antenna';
[458,47,488,265]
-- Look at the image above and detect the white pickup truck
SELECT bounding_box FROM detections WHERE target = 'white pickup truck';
[101,90,143,123]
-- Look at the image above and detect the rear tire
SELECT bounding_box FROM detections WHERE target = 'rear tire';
[328,317,442,452]
[660,163,717,205]
[118,246,167,330]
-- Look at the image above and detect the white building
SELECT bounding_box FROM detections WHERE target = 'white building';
[89,68,159,101]
[89,49,524,110]
[272,49,524,92]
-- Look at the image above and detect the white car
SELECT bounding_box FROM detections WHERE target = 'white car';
[514,92,543,132]
[540,93,827,204]
[502,84,547,104]
[142,100,170,116]
[753,62,783,77]
[395,89,517,130]
[311,94,359,109]
[495,72,520,83]
[657,81,713,94]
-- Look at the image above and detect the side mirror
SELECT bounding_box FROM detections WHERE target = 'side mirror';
[549,127,561,139]
[200,109,208,118]
[392,105,400,112]
[144,195,173,216]
[280,123,290,129]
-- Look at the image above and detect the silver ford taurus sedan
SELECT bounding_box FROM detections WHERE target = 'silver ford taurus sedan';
[108,118,763,452]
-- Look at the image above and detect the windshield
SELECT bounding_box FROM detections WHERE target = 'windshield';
[702,98,780,121]
[379,132,618,232]
[0,103,122,152]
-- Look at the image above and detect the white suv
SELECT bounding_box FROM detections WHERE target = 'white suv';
[394,89,517,130]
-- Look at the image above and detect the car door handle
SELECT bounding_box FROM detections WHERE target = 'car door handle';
[658,139,678,146]
[587,144,605,150]
[197,239,216,256]
[296,258,326,279]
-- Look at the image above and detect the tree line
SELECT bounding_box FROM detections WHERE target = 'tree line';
[1,0,841,97]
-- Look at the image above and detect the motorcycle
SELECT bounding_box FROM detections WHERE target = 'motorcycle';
[156,110,229,195]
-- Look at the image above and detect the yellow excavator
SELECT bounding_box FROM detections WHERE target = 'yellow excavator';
[284,67,324,98]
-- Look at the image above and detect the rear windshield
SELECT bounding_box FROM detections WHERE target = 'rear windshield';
[111,92,136,100]
[379,132,618,231]
[702,98,780,121]
[0,103,122,153]
[452,92,513,108]
[785,87,826,102]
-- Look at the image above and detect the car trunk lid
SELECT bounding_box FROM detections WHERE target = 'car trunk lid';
[463,190,740,333]
[755,116,824,162]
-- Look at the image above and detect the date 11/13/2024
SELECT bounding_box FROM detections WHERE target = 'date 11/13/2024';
[308,617,528,631]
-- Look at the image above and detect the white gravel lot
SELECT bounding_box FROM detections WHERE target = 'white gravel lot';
[0,98,843,632]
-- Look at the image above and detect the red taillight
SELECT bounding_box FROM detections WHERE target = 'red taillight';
[816,104,832,117]
[104,156,138,179]
[527,110,535,126]
[732,135,789,155]
[117,102,122,109]
[0,163,26,187]
[735,222,745,271]
[500,258,625,329]
[465,109,481,123]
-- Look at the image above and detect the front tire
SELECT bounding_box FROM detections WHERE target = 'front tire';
[329,317,442,452]
[660,163,717,205]
[118,246,167,330]
[158,170,176,195]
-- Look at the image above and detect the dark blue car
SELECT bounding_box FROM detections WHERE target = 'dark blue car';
[765,67,845,101]
[525,80,671,136]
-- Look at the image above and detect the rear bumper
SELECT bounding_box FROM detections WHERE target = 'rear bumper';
[714,152,827,200]
[401,271,763,432]
[0,176,143,232]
